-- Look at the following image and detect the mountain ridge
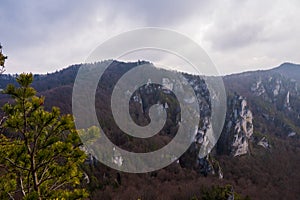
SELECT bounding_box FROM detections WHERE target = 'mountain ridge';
[0,61,299,199]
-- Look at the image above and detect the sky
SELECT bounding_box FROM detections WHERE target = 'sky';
[1,0,300,75]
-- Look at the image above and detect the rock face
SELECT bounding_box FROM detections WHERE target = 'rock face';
[127,69,224,177]
[250,73,298,109]
[247,72,300,138]
[284,91,291,110]
[218,94,253,157]
[177,75,224,178]
[257,137,270,149]
[251,77,265,96]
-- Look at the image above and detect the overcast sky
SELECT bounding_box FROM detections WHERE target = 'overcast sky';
[1,0,299,75]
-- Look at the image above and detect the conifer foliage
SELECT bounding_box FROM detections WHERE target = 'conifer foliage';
[0,74,88,199]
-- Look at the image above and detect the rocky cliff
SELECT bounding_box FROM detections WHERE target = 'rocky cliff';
[217,94,254,157]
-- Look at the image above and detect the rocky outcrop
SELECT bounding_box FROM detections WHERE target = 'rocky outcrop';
[246,72,300,138]
[181,76,224,179]
[127,71,220,176]
[251,78,265,96]
[218,94,253,157]
[257,137,270,149]
[288,132,296,137]
[250,74,298,108]
[284,91,291,110]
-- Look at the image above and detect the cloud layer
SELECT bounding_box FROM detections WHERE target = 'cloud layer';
[1,0,300,74]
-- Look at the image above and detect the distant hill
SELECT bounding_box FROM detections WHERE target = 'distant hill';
[272,62,300,83]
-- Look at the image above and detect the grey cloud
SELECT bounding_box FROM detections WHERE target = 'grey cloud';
[1,0,300,74]
[106,0,214,26]
[206,22,265,51]
[203,0,300,52]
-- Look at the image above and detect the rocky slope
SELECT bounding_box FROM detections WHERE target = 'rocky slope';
[224,63,300,139]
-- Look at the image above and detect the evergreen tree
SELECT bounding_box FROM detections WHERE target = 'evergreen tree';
[0,74,88,199]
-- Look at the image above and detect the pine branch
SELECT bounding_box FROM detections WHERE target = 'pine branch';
[4,157,30,171]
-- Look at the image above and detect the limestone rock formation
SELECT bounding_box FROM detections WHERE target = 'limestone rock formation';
[218,94,253,157]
